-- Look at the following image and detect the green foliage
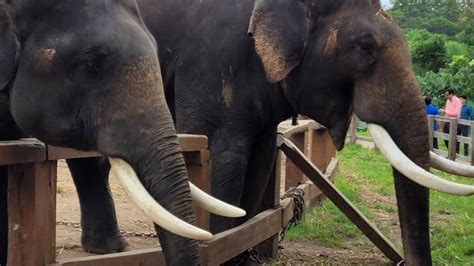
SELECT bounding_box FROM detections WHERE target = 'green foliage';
[420,55,474,101]
[445,40,470,58]
[412,34,447,74]
[390,0,462,36]
[388,1,473,100]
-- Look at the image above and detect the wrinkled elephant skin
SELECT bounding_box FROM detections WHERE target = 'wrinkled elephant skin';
[0,1,200,265]
[137,0,433,264]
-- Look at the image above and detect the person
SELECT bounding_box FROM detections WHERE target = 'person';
[439,89,462,152]
[459,95,473,156]
[425,96,439,149]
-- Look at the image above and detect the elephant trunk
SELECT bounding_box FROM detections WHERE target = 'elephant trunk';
[93,57,200,265]
[100,115,200,265]
[134,121,200,265]
[388,107,432,265]
[354,44,432,264]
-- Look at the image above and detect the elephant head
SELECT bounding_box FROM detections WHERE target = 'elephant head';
[1,0,244,264]
[249,0,473,264]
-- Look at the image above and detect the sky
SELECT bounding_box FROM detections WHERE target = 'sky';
[381,0,393,8]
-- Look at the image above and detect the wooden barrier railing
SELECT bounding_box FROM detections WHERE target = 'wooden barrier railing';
[348,115,474,165]
[428,115,474,165]
[2,123,338,265]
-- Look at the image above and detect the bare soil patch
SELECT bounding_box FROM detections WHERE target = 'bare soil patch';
[55,158,400,264]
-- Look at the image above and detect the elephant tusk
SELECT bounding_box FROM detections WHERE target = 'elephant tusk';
[189,183,246,218]
[430,151,474,178]
[367,124,474,196]
[109,157,213,240]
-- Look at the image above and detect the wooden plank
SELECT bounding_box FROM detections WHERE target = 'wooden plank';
[285,133,305,189]
[205,208,282,265]
[47,146,101,160]
[177,134,208,152]
[448,119,458,160]
[281,198,295,226]
[8,161,57,266]
[0,140,46,166]
[428,116,434,150]
[471,121,474,166]
[187,158,210,230]
[308,129,336,172]
[253,150,282,259]
[183,150,210,165]
[52,248,165,266]
[277,135,404,264]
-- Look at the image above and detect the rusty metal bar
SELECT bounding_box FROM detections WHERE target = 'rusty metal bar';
[277,134,404,264]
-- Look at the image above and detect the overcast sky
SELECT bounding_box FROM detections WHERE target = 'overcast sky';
[381,0,393,8]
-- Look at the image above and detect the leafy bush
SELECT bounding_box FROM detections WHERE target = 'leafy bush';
[420,55,474,101]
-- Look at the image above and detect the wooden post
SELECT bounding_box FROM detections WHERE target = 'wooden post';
[470,121,474,166]
[285,133,306,189]
[308,129,336,171]
[253,151,282,259]
[348,115,358,144]
[184,150,211,230]
[448,118,458,161]
[7,161,57,266]
[427,116,434,151]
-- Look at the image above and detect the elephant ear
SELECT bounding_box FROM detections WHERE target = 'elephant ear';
[0,2,18,90]
[248,0,308,83]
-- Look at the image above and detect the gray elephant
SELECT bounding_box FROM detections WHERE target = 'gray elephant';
[0,1,244,265]
[130,0,473,264]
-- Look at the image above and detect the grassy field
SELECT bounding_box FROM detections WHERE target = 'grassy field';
[285,144,474,264]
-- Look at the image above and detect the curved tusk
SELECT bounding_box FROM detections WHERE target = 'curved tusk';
[367,124,474,196]
[189,183,246,218]
[430,151,474,178]
[109,157,213,240]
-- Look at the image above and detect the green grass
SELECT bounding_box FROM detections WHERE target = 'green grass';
[285,144,474,264]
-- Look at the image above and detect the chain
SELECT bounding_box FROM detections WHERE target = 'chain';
[279,186,305,247]
[225,248,262,265]
[56,220,157,238]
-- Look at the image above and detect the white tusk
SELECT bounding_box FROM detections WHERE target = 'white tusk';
[430,151,474,178]
[109,157,213,240]
[189,183,246,218]
[367,124,474,196]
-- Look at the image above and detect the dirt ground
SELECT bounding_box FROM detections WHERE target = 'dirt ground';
[55,156,395,264]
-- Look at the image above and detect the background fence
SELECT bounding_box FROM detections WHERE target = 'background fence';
[347,115,474,165]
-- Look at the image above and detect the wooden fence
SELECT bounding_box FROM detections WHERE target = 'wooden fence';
[428,115,474,165]
[2,121,339,265]
[348,115,474,165]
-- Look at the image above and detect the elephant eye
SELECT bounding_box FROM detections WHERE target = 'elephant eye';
[71,46,111,81]
[354,39,375,56]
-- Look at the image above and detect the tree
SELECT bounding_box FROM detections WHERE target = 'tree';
[420,55,474,103]
[408,31,447,75]
[390,0,461,36]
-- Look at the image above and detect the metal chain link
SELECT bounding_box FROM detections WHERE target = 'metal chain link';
[225,248,262,265]
[279,186,305,247]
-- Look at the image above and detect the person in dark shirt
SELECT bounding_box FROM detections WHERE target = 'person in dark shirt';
[425,96,439,149]
[459,96,473,156]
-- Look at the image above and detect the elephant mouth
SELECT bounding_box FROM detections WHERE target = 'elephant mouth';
[109,158,246,240]
[367,123,474,196]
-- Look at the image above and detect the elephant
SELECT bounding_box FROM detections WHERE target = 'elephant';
[0,0,245,265]
[125,0,473,264]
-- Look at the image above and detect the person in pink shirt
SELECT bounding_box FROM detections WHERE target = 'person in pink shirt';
[440,89,462,151]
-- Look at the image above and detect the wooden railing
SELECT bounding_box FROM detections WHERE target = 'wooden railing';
[428,115,474,165]
[347,115,474,165]
[2,123,338,266]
